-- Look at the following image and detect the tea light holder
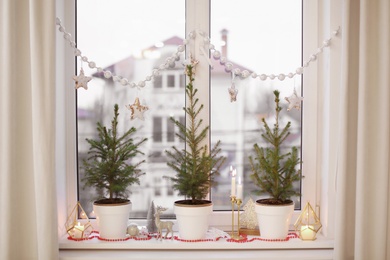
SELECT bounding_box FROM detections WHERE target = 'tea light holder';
[65,202,93,239]
[294,202,322,241]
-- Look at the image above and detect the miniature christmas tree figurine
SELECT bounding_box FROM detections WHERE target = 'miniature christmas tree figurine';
[239,198,258,230]
[146,201,158,233]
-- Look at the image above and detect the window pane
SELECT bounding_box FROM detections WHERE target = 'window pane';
[154,75,162,89]
[210,0,302,210]
[76,0,185,218]
[167,117,175,142]
[167,75,175,88]
[153,116,163,142]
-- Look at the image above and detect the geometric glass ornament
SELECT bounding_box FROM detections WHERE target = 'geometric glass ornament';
[294,202,322,241]
[65,201,93,239]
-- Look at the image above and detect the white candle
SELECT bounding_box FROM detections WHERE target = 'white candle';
[237,177,243,200]
[300,225,316,240]
[231,168,236,197]
[73,222,85,239]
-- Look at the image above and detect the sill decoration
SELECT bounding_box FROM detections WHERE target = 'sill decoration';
[65,202,93,239]
[154,206,174,241]
[67,229,299,243]
[229,195,244,240]
[294,202,322,241]
[239,197,259,236]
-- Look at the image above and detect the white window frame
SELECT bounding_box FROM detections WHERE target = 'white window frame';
[56,0,339,256]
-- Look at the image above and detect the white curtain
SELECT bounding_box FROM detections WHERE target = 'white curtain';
[334,0,390,259]
[0,0,58,259]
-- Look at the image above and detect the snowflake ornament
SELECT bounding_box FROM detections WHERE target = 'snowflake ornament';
[126,97,149,121]
[228,83,238,102]
[285,89,303,111]
[73,67,92,90]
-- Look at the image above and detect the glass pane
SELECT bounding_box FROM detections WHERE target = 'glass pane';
[167,118,175,142]
[76,0,185,218]
[167,75,175,88]
[210,0,302,210]
[153,117,163,142]
[154,75,162,89]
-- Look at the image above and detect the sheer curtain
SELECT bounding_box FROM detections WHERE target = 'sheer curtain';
[334,0,390,259]
[0,0,58,260]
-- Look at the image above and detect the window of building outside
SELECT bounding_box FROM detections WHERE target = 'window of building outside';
[76,0,302,219]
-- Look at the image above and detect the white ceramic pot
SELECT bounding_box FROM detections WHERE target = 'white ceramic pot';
[255,199,294,239]
[93,201,131,239]
[174,200,212,240]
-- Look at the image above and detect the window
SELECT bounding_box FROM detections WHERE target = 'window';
[76,0,186,217]
[73,0,307,221]
[154,71,185,90]
[210,0,302,211]
[152,115,184,143]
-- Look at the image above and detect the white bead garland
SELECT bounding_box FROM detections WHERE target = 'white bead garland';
[56,17,340,89]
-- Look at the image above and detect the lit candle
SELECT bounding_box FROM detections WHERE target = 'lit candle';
[73,222,85,239]
[300,225,316,240]
[231,167,236,197]
[237,177,243,200]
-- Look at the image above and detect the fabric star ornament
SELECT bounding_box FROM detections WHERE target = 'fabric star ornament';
[285,89,303,111]
[73,68,92,90]
[228,83,238,102]
[126,97,149,121]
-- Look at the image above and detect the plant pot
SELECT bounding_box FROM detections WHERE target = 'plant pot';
[174,200,213,240]
[255,199,294,239]
[93,200,131,239]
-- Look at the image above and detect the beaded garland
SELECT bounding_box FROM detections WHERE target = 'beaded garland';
[68,230,299,243]
[56,17,340,89]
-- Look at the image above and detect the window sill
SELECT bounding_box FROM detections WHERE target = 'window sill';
[59,233,334,260]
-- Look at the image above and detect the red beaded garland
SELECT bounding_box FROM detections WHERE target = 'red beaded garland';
[67,231,299,243]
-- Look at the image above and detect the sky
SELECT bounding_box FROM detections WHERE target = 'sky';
[76,0,301,78]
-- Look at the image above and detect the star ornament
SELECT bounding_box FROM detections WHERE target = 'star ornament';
[285,90,304,111]
[73,68,92,90]
[228,83,238,102]
[126,97,149,121]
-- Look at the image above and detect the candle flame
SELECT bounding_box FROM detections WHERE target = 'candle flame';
[232,169,236,177]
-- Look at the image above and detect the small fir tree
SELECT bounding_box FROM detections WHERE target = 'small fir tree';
[249,90,302,204]
[82,104,147,204]
[165,56,226,205]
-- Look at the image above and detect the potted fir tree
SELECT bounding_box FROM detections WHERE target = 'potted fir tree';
[82,104,147,239]
[165,56,226,240]
[249,90,302,239]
